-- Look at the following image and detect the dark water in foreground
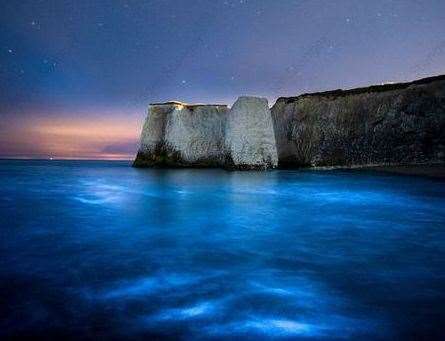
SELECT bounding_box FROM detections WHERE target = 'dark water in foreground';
[1,160,445,340]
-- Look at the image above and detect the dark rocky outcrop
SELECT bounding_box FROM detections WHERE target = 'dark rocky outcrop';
[271,75,445,168]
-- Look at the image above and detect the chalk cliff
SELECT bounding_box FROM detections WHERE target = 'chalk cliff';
[134,102,228,167]
[134,97,278,169]
[134,75,445,170]
[225,97,278,170]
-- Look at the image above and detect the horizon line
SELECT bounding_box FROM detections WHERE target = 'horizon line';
[0,157,134,161]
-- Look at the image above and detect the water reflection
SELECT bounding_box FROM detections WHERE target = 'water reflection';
[0,161,444,339]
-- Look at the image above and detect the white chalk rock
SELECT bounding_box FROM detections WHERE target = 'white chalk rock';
[225,96,278,169]
[134,102,228,167]
[165,103,228,165]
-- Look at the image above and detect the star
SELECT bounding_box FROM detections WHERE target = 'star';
[346,18,351,23]
[181,80,187,84]
[30,20,41,30]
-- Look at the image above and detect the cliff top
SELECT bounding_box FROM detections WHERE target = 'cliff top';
[276,74,445,103]
[149,101,227,108]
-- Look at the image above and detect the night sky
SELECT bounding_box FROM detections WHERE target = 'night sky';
[1,0,444,159]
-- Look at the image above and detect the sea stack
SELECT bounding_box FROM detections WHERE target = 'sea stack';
[225,96,278,170]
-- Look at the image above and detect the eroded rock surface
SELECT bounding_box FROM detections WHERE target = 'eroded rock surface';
[225,96,278,169]
[134,102,228,167]
[134,97,278,169]
[272,75,445,167]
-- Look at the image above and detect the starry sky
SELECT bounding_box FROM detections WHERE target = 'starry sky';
[1,0,444,159]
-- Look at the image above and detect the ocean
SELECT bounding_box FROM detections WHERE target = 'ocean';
[1,160,444,339]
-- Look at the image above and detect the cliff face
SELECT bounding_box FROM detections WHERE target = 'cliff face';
[134,75,445,170]
[271,75,445,167]
[134,102,228,167]
[134,97,278,169]
[225,97,278,170]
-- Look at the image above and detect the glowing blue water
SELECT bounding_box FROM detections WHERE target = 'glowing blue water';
[1,160,444,339]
